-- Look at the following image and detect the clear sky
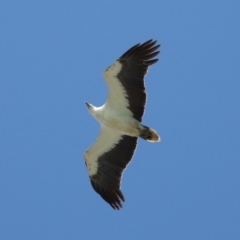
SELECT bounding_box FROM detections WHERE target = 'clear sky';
[1,1,239,239]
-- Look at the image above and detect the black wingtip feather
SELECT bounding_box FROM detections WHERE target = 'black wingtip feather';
[91,179,125,210]
[119,39,160,61]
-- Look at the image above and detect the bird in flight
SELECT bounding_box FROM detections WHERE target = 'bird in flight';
[84,39,160,209]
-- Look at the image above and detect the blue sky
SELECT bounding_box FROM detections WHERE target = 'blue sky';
[1,1,239,239]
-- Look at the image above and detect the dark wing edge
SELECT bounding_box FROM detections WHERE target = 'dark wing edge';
[117,39,160,122]
[90,135,138,210]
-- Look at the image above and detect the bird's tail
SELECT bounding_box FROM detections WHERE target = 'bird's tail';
[139,124,160,142]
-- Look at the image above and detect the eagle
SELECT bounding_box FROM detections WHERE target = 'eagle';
[84,40,160,210]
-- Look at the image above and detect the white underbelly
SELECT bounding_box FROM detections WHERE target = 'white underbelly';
[102,115,139,137]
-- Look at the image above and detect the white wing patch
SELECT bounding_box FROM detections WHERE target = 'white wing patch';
[103,61,133,116]
[84,125,123,176]
[104,61,122,77]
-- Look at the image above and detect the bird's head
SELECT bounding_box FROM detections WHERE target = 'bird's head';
[85,102,95,115]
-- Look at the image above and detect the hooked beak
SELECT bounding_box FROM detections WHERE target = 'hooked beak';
[85,102,90,108]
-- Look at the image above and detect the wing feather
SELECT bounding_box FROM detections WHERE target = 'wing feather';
[84,126,137,210]
[103,39,160,121]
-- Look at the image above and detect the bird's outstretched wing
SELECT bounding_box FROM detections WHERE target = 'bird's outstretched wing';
[84,125,137,209]
[103,39,160,121]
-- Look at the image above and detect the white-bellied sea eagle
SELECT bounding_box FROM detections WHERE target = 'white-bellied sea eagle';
[84,39,160,210]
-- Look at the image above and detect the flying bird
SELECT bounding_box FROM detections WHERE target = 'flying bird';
[84,39,161,210]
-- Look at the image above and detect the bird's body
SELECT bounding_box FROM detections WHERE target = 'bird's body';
[84,40,161,209]
[86,103,141,138]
